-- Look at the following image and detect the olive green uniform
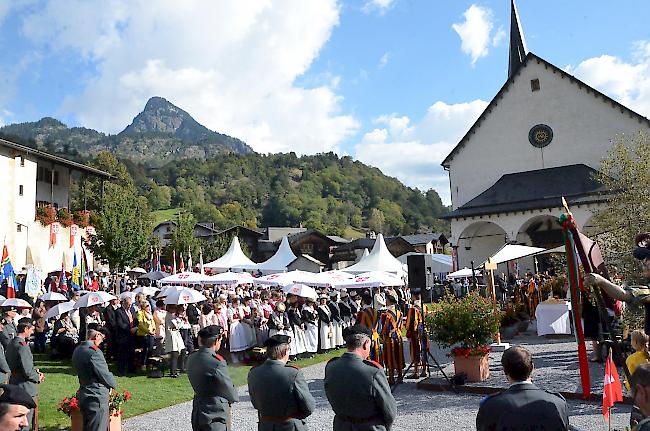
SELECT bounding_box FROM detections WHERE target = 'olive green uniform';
[0,342,11,384]
[0,319,17,348]
[186,348,239,431]
[324,352,397,431]
[6,336,40,430]
[248,359,316,430]
[72,341,117,431]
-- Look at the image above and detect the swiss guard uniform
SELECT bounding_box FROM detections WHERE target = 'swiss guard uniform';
[187,326,239,431]
[405,300,428,378]
[380,295,404,385]
[324,325,397,431]
[247,335,316,430]
[356,295,382,363]
[71,330,117,431]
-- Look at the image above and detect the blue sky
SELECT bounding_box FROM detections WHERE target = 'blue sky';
[0,0,649,204]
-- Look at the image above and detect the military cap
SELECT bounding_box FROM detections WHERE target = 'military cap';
[198,325,224,339]
[0,384,36,409]
[634,233,650,260]
[2,306,18,313]
[342,324,372,340]
[263,334,291,348]
[86,323,108,336]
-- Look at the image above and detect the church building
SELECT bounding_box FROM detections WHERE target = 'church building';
[442,1,650,271]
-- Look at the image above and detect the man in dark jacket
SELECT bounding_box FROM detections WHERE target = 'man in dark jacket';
[114,297,137,376]
[476,346,568,431]
[103,298,119,361]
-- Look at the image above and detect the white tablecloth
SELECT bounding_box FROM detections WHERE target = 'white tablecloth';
[535,302,572,336]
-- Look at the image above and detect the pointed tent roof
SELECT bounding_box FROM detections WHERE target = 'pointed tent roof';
[204,236,257,271]
[257,236,298,272]
[343,234,404,274]
[508,0,528,78]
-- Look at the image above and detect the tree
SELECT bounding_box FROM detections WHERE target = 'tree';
[147,182,172,210]
[167,211,201,261]
[88,182,152,271]
[368,208,385,234]
[592,132,650,283]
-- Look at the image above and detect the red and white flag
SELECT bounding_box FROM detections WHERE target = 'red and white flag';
[603,350,623,422]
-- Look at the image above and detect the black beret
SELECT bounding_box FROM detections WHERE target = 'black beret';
[342,324,372,340]
[0,384,36,408]
[3,307,18,313]
[86,323,108,336]
[263,334,291,348]
[198,325,223,339]
[634,247,650,261]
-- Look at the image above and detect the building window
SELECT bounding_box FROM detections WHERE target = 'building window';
[18,185,23,196]
[16,224,21,232]
[301,243,314,254]
[530,79,540,92]
[53,170,59,185]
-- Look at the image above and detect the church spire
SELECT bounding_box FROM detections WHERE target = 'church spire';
[508,0,528,78]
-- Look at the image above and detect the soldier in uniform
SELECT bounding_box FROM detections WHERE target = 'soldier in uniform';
[71,325,117,431]
[0,307,18,349]
[6,318,43,430]
[356,294,382,363]
[0,320,11,384]
[247,334,316,430]
[186,325,238,431]
[0,384,37,431]
[404,293,428,379]
[380,294,404,385]
[476,346,568,431]
[324,324,397,431]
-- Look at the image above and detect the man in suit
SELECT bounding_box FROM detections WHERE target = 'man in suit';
[324,324,397,431]
[0,307,18,349]
[115,297,137,376]
[72,325,117,431]
[476,346,569,431]
[6,318,43,430]
[103,298,119,362]
[248,335,315,430]
[0,384,37,431]
[186,325,238,431]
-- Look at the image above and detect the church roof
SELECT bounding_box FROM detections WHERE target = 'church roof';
[441,164,609,219]
[441,52,650,168]
[508,0,528,78]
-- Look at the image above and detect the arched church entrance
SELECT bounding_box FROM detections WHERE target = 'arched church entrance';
[456,221,508,269]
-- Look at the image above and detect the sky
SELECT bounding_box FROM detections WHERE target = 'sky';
[0,0,649,205]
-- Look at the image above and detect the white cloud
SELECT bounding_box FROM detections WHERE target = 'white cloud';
[378,52,390,69]
[355,100,488,204]
[362,0,395,16]
[492,26,506,47]
[17,0,359,155]
[452,4,499,66]
[567,41,650,118]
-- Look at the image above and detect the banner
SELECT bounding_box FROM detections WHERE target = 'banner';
[70,224,78,248]
[25,265,41,298]
[50,222,60,247]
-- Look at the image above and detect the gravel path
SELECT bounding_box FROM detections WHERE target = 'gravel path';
[124,331,632,431]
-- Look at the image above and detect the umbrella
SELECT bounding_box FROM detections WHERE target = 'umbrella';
[134,286,159,296]
[209,271,254,285]
[0,295,6,302]
[0,298,32,309]
[38,292,68,302]
[137,271,170,281]
[120,292,137,302]
[45,301,75,320]
[73,291,116,309]
[158,285,184,297]
[164,288,207,305]
[282,283,317,300]
[254,270,314,287]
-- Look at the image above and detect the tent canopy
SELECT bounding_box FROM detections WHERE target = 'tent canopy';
[159,271,214,285]
[447,267,480,278]
[483,244,545,266]
[256,236,297,273]
[204,236,257,271]
[343,234,404,275]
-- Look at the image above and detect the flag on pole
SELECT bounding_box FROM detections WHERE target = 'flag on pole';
[187,248,193,273]
[172,250,177,274]
[1,245,17,299]
[199,248,204,275]
[603,349,623,422]
[179,253,185,273]
[71,249,81,291]
[156,250,161,272]
[58,261,68,293]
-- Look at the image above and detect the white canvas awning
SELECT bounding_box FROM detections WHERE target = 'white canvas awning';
[483,244,546,266]
[446,267,480,278]
[204,237,257,271]
[256,236,297,273]
[344,234,404,275]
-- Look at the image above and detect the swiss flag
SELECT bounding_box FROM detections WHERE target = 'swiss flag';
[603,350,623,422]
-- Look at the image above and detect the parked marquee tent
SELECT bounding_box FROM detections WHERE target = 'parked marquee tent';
[256,236,298,274]
[343,234,404,275]
[204,236,257,272]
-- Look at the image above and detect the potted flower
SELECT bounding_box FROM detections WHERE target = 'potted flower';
[73,210,90,228]
[57,208,74,227]
[58,389,131,431]
[425,292,500,382]
[35,206,56,226]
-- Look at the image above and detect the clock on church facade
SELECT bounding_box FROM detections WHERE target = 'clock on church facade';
[528,124,553,148]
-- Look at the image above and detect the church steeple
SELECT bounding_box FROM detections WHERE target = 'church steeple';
[508,0,528,78]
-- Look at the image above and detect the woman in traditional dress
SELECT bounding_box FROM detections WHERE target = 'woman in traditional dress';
[317,295,333,352]
[241,296,258,348]
[301,298,319,357]
[228,297,251,363]
[287,295,307,360]
[328,291,344,347]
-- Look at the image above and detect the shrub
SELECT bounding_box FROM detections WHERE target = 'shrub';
[35,206,56,226]
[73,210,90,228]
[57,208,73,227]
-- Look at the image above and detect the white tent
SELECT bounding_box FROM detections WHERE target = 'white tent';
[209,271,255,285]
[446,267,480,279]
[204,237,257,271]
[254,270,315,287]
[343,234,404,275]
[158,271,214,285]
[335,271,405,289]
[535,245,565,255]
[483,244,546,266]
[256,236,297,274]
[356,248,370,262]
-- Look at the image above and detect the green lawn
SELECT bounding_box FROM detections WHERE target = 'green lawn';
[37,349,343,430]
[151,207,182,226]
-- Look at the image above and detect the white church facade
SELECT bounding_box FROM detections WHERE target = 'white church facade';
[442,1,650,272]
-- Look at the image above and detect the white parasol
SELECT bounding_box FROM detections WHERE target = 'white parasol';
[282,283,317,300]
[164,288,207,305]
[133,286,159,296]
[45,301,75,320]
[128,267,147,275]
[39,292,68,302]
[0,298,33,309]
[73,291,116,309]
[335,271,405,289]
[209,271,255,285]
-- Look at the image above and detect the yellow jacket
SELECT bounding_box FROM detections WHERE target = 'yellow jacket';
[626,351,650,390]
[137,310,155,337]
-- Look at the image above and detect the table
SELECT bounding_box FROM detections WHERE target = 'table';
[535,302,572,336]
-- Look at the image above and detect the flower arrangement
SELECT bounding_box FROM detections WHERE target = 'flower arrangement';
[73,210,90,228]
[35,206,56,226]
[57,208,74,227]
[109,389,132,417]
[425,292,500,357]
[57,394,79,417]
